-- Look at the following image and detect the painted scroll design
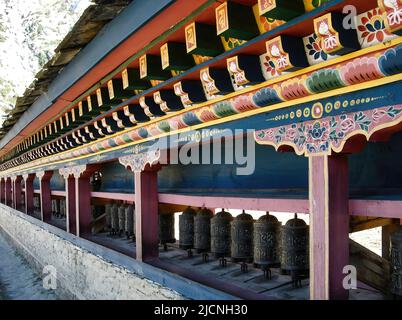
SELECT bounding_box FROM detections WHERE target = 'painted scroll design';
[118,149,161,173]
[254,104,402,155]
[2,43,402,173]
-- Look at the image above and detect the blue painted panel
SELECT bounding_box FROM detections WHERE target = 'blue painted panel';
[50,172,65,191]
[99,162,134,193]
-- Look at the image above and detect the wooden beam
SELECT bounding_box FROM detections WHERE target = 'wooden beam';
[349,238,390,294]
[350,217,394,233]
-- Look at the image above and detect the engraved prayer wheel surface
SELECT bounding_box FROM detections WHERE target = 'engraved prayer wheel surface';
[253,212,281,267]
[125,205,134,236]
[105,204,112,230]
[118,204,126,232]
[280,214,309,272]
[391,229,402,296]
[211,209,233,258]
[159,212,176,245]
[179,207,196,250]
[194,208,213,253]
[231,210,253,263]
[111,203,119,231]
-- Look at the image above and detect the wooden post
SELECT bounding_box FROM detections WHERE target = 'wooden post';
[59,168,77,235]
[382,219,400,260]
[61,164,99,237]
[309,154,349,300]
[76,171,92,236]
[134,168,160,261]
[12,176,22,211]
[37,171,53,222]
[23,174,35,215]
[5,177,12,207]
[0,178,4,204]
[118,151,162,262]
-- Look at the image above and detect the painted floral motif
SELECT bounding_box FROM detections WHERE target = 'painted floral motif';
[252,4,285,34]
[255,105,402,155]
[2,44,402,172]
[356,8,396,48]
[303,33,338,65]
[259,53,282,80]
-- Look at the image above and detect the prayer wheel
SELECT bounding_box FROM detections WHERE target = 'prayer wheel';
[253,212,281,279]
[391,228,402,297]
[179,207,196,254]
[125,205,134,239]
[281,214,309,287]
[111,203,119,235]
[118,204,126,236]
[211,209,233,266]
[105,203,112,232]
[159,212,176,250]
[231,210,253,271]
[194,208,213,257]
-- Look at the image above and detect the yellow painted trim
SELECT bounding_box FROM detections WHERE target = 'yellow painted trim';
[13,37,402,158]
[3,73,402,175]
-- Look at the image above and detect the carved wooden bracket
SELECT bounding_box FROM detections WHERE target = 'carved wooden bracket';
[119,149,161,173]
[59,165,87,179]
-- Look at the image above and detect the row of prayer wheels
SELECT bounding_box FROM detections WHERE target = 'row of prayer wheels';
[105,203,135,239]
[171,207,309,282]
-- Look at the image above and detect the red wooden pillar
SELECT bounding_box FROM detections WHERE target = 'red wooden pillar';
[59,168,77,235]
[309,154,349,300]
[65,165,99,237]
[5,177,12,207]
[23,173,35,215]
[76,172,92,236]
[0,178,5,204]
[37,171,53,222]
[134,168,160,261]
[13,176,22,211]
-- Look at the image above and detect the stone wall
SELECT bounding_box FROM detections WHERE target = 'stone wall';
[0,204,183,300]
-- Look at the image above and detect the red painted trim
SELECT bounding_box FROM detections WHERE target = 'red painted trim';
[135,169,159,261]
[51,190,66,197]
[349,200,402,219]
[91,191,134,202]
[0,0,209,154]
[158,193,310,213]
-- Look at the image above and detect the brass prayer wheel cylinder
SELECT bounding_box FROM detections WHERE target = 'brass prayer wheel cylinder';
[111,203,119,231]
[159,212,176,245]
[231,210,254,263]
[125,205,134,236]
[105,204,112,230]
[179,207,196,250]
[194,208,213,253]
[280,214,309,272]
[390,229,402,296]
[211,209,233,258]
[253,212,281,267]
[118,204,126,232]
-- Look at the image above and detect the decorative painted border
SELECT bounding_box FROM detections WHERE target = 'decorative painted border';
[255,104,402,156]
[1,41,402,174]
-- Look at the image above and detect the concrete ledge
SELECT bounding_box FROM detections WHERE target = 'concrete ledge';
[0,204,235,300]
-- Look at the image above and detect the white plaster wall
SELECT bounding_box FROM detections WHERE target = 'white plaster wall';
[0,205,182,300]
